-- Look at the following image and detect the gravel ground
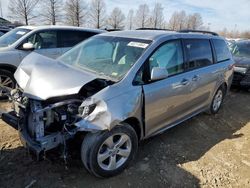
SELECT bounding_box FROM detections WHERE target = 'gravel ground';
[0,90,250,188]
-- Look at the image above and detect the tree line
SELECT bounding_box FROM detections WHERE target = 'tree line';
[7,0,204,30]
[7,0,250,38]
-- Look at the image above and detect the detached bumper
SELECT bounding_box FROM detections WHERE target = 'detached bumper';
[1,111,43,160]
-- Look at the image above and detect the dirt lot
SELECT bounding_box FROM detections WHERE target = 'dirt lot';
[0,89,250,188]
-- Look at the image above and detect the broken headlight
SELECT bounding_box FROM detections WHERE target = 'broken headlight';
[79,104,96,117]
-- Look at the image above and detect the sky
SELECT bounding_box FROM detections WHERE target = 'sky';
[0,0,249,31]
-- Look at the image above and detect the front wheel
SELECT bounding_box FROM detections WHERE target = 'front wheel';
[81,124,138,177]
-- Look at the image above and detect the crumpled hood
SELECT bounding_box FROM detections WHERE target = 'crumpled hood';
[234,56,250,68]
[14,53,98,100]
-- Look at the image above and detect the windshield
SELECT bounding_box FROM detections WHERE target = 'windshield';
[0,28,31,47]
[59,36,151,81]
[230,41,250,58]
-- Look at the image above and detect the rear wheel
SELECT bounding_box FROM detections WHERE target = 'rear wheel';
[0,70,16,99]
[81,124,138,177]
[209,86,225,114]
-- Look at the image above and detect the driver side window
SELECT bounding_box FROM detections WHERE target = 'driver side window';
[149,40,184,77]
[24,31,57,49]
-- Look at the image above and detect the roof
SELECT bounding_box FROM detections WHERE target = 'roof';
[100,30,221,41]
[17,25,105,33]
[0,17,12,25]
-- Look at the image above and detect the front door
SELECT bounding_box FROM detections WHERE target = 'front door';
[20,30,61,59]
[143,40,194,136]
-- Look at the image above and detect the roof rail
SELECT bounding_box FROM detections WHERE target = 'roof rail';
[178,29,219,36]
[104,29,122,32]
[136,28,174,31]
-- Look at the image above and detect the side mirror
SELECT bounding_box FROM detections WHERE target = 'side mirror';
[22,43,35,51]
[151,67,168,81]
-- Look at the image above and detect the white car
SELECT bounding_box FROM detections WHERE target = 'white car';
[0,25,104,97]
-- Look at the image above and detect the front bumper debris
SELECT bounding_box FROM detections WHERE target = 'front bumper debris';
[1,111,73,160]
[1,111,19,130]
[1,111,43,159]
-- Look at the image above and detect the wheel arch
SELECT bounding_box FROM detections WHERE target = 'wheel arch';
[122,117,143,141]
[0,64,17,74]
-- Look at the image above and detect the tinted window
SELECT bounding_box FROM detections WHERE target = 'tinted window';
[213,39,231,62]
[25,31,57,49]
[58,30,96,48]
[184,39,213,69]
[149,40,184,77]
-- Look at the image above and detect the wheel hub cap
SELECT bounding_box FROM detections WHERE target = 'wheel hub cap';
[213,90,223,111]
[97,133,132,171]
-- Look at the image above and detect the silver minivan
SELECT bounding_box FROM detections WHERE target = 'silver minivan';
[2,30,234,177]
[0,26,104,96]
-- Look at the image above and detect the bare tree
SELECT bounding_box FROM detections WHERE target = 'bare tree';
[168,11,203,30]
[178,10,187,30]
[168,11,179,30]
[40,0,62,25]
[89,0,106,28]
[186,13,203,30]
[150,3,164,29]
[107,7,125,29]
[8,0,40,25]
[65,0,88,27]
[126,9,134,30]
[135,4,150,28]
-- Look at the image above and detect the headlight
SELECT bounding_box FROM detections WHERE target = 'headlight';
[234,66,247,74]
[83,104,96,116]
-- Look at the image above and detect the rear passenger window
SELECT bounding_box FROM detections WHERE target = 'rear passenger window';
[59,31,95,48]
[213,39,231,63]
[184,39,213,69]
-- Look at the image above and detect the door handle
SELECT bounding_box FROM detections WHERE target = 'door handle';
[181,78,189,85]
[192,75,200,81]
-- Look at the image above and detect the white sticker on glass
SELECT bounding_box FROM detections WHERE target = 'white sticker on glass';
[127,42,149,48]
[16,31,26,35]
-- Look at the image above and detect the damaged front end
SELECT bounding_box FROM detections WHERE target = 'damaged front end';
[0,53,116,159]
[2,82,113,160]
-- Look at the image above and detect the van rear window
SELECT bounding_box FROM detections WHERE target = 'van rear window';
[213,39,231,63]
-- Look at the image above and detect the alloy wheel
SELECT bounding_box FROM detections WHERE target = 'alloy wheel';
[97,133,132,171]
[213,89,223,112]
[0,74,15,96]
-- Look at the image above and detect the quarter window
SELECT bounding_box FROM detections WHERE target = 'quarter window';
[184,39,213,69]
[213,39,231,62]
[149,40,184,77]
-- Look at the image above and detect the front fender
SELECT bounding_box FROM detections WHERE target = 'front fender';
[75,87,143,132]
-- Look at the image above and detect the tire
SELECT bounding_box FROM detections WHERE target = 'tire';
[0,70,16,99]
[209,85,226,114]
[81,124,138,178]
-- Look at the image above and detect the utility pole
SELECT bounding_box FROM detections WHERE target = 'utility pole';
[0,0,3,18]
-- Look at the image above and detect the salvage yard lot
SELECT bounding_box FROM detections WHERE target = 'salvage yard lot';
[0,90,250,188]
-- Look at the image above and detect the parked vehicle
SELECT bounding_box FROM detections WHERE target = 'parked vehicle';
[1,30,234,177]
[0,26,104,97]
[0,27,10,37]
[229,40,250,88]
